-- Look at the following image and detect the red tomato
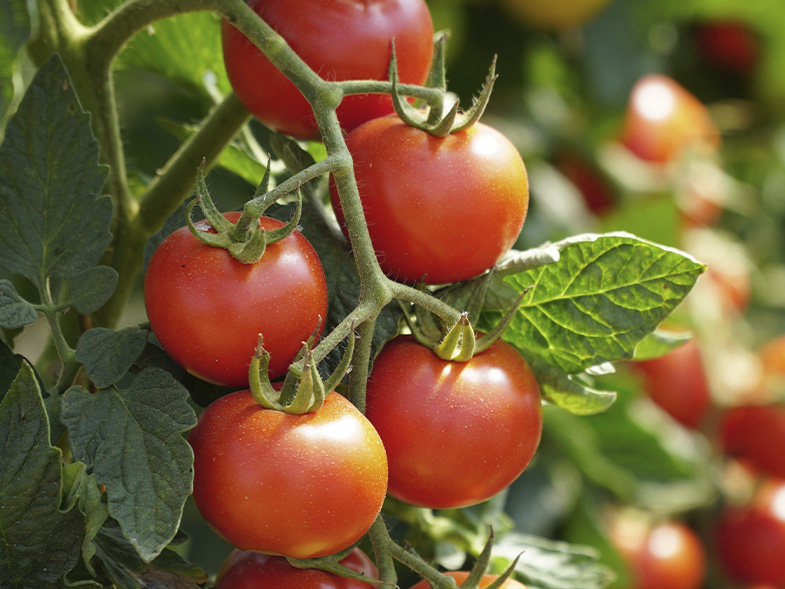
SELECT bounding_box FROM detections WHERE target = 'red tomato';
[144,212,328,387]
[364,336,542,509]
[215,547,378,588]
[189,390,388,559]
[694,20,760,75]
[410,571,527,588]
[555,151,617,216]
[618,522,706,589]
[631,339,712,429]
[330,116,529,285]
[716,480,785,585]
[619,75,720,164]
[221,0,434,140]
[720,404,785,479]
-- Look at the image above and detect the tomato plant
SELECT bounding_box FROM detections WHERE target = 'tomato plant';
[618,75,721,164]
[630,338,712,429]
[716,481,785,586]
[409,571,528,588]
[188,390,388,558]
[144,211,328,387]
[215,547,378,588]
[612,520,706,589]
[329,115,530,285]
[364,336,542,509]
[222,0,434,140]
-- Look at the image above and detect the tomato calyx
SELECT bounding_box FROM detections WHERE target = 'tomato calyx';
[389,35,498,138]
[186,160,303,264]
[249,325,355,414]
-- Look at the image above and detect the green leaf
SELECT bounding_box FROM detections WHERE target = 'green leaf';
[117,11,231,100]
[632,329,692,361]
[498,233,705,374]
[158,119,267,186]
[527,356,617,416]
[68,266,119,314]
[0,0,31,128]
[75,326,148,389]
[62,462,109,577]
[492,531,617,589]
[0,337,23,400]
[0,54,112,289]
[61,368,197,563]
[93,520,207,589]
[0,362,84,588]
[0,278,37,328]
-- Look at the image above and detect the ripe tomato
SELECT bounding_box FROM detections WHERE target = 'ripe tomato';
[364,336,542,509]
[144,212,328,387]
[498,0,611,31]
[693,20,759,75]
[720,404,785,479]
[716,480,785,585]
[215,547,378,588]
[619,75,720,164]
[410,571,527,588]
[329,116,529,285]
[613,521,706,589]
[630,338,712,429]
[221,0,434,140]
[189,390,388,559]
[555,151,617,216]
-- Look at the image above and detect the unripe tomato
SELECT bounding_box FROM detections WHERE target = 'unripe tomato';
[144,212,328,387]
[189,390,388,559]
[720,404,785,479]
[619,75,720,164]
[364,336,542,509]
[410,570,527,588]
[716,480,785,585]
[330,115,529,285]
[498,0,611,31]
[222,0,434,140]
[215,547,378,588]
[631,339,712,429]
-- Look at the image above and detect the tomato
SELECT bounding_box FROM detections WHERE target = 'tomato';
[554,151,617,216]
[498,0,611,31]
[409,571,527,588]
[630,338,712,429]
[364,336,542,509]
[720,404,785,479]
[189,390,388,559]
[613,521,706,589]
[329,115,529,285]
[619,75,720,164]
[144,212,328,387]
[221,0,434,140]
[215,547,378,588]
[693,20,759,75]
[716,480,785,585]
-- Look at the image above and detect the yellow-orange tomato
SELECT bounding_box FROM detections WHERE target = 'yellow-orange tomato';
[498,0,611,30]
[619,75,720,164]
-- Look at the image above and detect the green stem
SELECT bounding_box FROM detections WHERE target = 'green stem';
[389,542,458,589]
[369,517,399,585]
[39,279,79,394]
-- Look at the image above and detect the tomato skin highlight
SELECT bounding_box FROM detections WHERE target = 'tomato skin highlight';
[215,547,378,588]
[221,0,434,140]
[330,116,529,285]
[410,571,527,588]
[189,390,388,559]
[364,336,542,509]
[144,212,328,387]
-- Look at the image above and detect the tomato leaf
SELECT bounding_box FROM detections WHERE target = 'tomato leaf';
[61,368,197,563]
[0,362,85,587]
[0,0,31,129]
[492,531,616,589]
[0,338,23,401]
[117,11,231,100]
[632,328,692,360]
[0,278,37,329]
[62,462,109,577]
[526,356,617,416]
[0,54,112,290]
[75,326,149,389]
[498,232,705,374]
[68,266,120,315]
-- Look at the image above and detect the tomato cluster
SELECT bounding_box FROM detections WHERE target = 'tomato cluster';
[142,0,542,585]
